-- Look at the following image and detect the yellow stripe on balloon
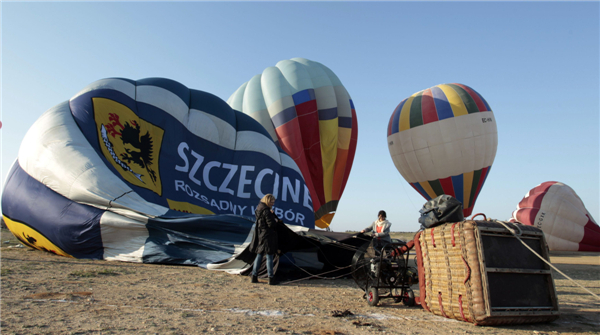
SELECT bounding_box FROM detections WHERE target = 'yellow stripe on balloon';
[320,118,338,203]
[419,181,438,200]
[462,170,474,208]
[3,216,73,257]
[438,84,468,117]
[337,127,352,150]
[331,125,351,201]
[399,95,415,131]
[167,199,215,215]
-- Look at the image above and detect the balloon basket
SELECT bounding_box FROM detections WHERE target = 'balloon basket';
[414,220,560,326]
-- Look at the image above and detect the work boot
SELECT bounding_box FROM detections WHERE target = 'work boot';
[251,275,258,283]
[268,277,279,285]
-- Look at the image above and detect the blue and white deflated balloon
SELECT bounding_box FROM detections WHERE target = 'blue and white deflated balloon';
[1,78,315,267]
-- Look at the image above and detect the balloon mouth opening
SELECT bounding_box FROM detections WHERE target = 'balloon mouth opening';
[315,212,335,229]
[314,201,339,229]
[463,207,473,218]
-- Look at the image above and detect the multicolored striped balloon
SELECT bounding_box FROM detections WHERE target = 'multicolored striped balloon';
[511,181,600,251]
[387,83,497,217]
[228,58,358,229]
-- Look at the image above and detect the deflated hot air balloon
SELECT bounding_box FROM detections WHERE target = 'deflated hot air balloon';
[227,58,358,229]
[511,181,600,251]
[387,83,497,217]
[1,78,316,266]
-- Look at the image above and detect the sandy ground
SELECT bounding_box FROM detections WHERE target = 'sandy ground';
[1,227,599,335]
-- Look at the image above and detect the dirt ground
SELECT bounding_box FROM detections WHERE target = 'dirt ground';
[1,227,599,335]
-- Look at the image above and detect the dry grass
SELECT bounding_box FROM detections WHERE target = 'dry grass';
[1,227,599,335]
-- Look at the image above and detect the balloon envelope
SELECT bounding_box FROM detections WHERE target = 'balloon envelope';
[2,78,315,266]
[511,181,600,251]
[228,58,358,228]
[387,83,497,217]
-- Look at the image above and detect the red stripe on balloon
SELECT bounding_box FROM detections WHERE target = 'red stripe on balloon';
[584,215,600,233]
[421,88,439,125]
[579,215,600,251]
[295,100,318,117]
[276,119,322,212]
[455,84,488,112]
[439,176,455,198]
[294,103,326,211]
[275,119,302,161]
[578,244,600,252]
[518,181,557,209]
[463,206,473,218]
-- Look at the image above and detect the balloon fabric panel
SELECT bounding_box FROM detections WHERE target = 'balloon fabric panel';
[581,218,600,251]
[399,95,414,132]
[330,84,354,202]
[319,116,338,204]
[451,174,464,205]
[469,166,490,215]
[2,163,104,259]
[437,84,469,117]
[445,84,481,115]
[461,170,475,209]
[430,86,455,121]
[455,83,492,112]
[292,93,324,210]
[421,89,439,124]
[439,176,456,199]
[409,92,424,129]
[4,217,72,257]
[340,106,358,199]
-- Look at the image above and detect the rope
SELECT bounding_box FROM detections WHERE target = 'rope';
[278,253,356,285]
[296,232,410,270]
[277,237,402,285]
[107,191,133,210]
[297,234,364,270]
[494,220,600,301]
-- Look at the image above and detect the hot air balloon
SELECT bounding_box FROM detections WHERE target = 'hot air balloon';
[227,58,358,229]
[1,77,316,266]
[387,83,497,217]
[511,181,600,251]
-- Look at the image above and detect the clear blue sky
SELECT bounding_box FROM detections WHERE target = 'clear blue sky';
[1,1,598,233]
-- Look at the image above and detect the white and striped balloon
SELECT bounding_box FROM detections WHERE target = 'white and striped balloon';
[511,181,600,251]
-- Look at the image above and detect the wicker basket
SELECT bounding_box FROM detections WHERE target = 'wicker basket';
[415,220,560,326]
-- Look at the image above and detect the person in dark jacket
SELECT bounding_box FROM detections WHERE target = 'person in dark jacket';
[249,194,282,285]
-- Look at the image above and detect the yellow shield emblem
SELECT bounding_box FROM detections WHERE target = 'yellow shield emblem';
[93,97,163,196]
